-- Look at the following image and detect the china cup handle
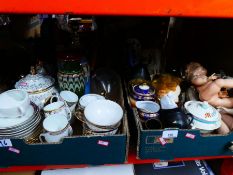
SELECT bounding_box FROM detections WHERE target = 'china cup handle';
[186,113,194,128]
[100,90,107,98]
[50,95,60,104]
[39,133,48,143]
[64,101,72,122]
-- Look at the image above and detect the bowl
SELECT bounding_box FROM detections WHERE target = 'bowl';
[84,99,123,129]
[136,101,160,120]
[79,94,105,110]
[191,117,222,133]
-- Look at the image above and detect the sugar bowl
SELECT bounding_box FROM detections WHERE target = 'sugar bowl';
[15,66,58,109]
[129,82,156,107]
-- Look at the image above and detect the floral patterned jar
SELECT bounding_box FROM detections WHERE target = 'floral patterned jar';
[15,66,58,109]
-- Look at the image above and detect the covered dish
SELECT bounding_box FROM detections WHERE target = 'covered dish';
[184,101,221,133]
[15,66,58,109]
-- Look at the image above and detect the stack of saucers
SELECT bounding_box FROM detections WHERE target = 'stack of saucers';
[0,102,42,139]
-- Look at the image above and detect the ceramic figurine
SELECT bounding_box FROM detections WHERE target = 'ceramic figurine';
[185,62,233,133]
[152,74,181,103]
[36,60,46,75]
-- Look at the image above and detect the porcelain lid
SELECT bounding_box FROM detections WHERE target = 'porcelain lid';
[132,83,155,97]
[15,67,55,93]
[184,101,220,122]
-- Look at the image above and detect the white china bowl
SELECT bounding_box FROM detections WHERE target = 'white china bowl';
[191,117,222,133]
[84,99,123,127]
[135,101,160,113]
[79,94,105,109]
[60,90,79,103]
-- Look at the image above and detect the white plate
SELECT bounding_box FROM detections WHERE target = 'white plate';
[0,112,41,135]
[0,121,41,139]
[0,104,34,128]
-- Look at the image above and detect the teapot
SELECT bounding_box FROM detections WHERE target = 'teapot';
[159,108,193,129]
[15,66,58,109]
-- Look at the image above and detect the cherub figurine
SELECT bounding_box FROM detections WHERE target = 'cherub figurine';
[186,62,233,133]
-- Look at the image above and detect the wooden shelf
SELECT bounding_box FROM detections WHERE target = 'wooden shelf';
[1,0,233,18]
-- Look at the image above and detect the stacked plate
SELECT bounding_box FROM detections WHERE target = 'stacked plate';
[0,102,42,139]
[184,101,221,133]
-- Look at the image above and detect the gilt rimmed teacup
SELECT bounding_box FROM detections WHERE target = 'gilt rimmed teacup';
[43,101,71,121]
[50,90,79,114]
[39,114,72,143]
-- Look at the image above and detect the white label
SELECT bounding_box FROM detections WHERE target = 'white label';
[162,130,178,139]
[8,147,20,154]
[158,137,167,146]
[97,140,109,146]
[153,162,168,168]
[0,139,12,147]
[185,133,196,139]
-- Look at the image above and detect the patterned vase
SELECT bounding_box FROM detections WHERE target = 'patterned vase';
[57,72,85,98]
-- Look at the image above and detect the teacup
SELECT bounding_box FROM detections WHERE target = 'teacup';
[50,91,79,113]
[43,101,72,121]
[39,114,72,143]
[136,101,160,121]
[83,99,123,135]
[0,89,30,118]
